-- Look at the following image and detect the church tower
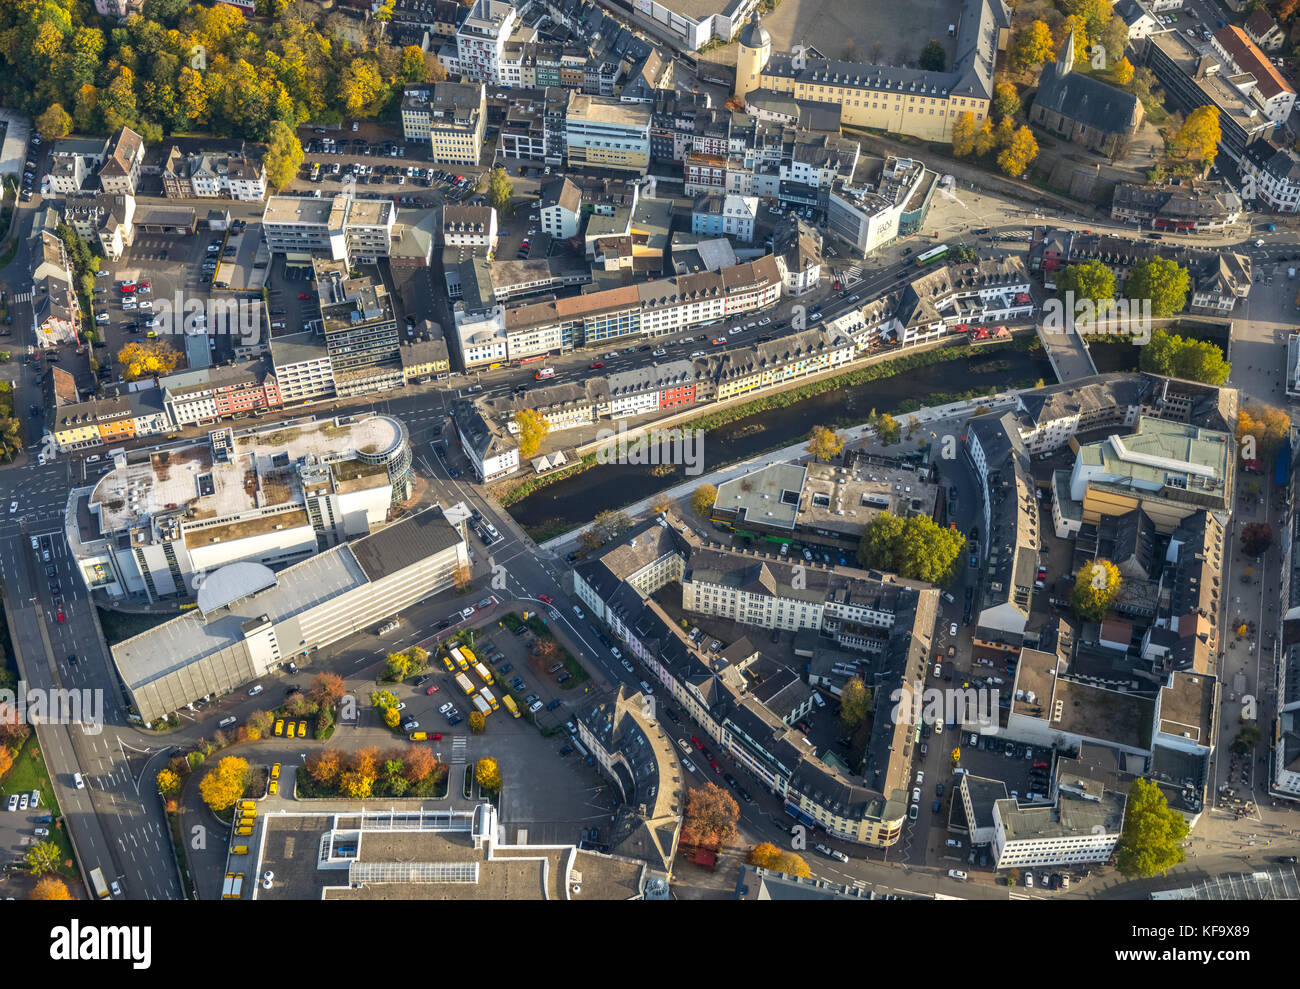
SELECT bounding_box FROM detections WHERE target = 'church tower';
[1057,29,1076,76]
[733,12,772,104]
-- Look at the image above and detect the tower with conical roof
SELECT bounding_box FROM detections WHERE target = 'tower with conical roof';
[733,12,772,103]
[1057,28,1076,76]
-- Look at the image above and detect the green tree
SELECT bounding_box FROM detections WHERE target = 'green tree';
[1125,257,1189,318]
[1057,259,1116,306]
[840,677,872,727]
[919,40,946,71]
[1231,722,1261,755]
[487,166,513,217]
[25,840,61,876]
[856,513,966,584]
[1138,329,1230,385]
[515,407,549,459]
[1116,778,1189,878]
[806,424,844,462]
[1071,559,1121,620]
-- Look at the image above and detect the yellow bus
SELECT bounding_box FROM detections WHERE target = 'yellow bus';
[480,687,500,711]
[454,672,476,696]
[463,647,477,666]
[473,661,494,685]
[502,694,521,718]
[451,646,469,671]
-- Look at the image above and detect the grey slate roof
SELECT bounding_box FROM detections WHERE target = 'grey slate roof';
[1033,61,1141,136]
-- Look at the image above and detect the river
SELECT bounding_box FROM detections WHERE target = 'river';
[506,346,1055,536]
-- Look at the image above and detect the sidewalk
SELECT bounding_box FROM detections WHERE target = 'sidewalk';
[539,392,1020,553]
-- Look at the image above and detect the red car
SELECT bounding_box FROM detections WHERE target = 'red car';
[588,361,604,370]
[710,760,721,773]
[298,293,312,301]
[120,284,136,294]
[691,736,704,751]
[538,593,553,604]
[426,685,440,695]
[56,609,65,624]
[432,733,442,741]
[138,281,150,289]
[832,281,842,290]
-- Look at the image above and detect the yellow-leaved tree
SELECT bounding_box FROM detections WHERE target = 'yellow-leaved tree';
[198,756,249,812]
[117,340,181,381]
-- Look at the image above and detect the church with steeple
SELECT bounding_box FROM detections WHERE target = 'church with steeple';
[1028,31,1145,158]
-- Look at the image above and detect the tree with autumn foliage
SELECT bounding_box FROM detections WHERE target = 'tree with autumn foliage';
[993,82,1021,121]
[403,745,437,783]
[692,484,718,517]
[31,877,72,900]
[1240,522,1273,557]
[198,756,249,812]
[997,125,1039,177]
[1169,105,1221,165]
[1113,56,1134,86]
[515,408,549,459]
[682,782,740,849]
[475,756,502,793]
[117,340,181,381]
[156,768,181,796]
[0,746,14,780]
[305,748,342,785]
[1013,20,1056,71]
[806,425,844,463]
[748,841,812,877]
[310,672,346,709]
[1237,404,1291,459]
[951,110,977,156]
[339,770,373,799]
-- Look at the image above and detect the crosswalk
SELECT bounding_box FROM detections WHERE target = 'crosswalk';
[11,292,30,304]
[450,735,467,765]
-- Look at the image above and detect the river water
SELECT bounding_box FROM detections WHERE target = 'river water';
[506,347,1055,535]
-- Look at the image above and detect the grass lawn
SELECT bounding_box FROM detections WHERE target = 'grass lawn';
[2,734,77,878]
[97,606,173,646]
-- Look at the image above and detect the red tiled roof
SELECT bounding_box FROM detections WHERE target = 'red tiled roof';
[1215,25,1293,100]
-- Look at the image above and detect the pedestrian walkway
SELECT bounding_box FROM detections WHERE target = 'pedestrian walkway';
[450,735,468,765]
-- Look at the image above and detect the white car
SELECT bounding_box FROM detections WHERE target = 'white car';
[948,870,968,881]
[18,794,28,810]
[1025,872,1034,888]
[682,759,697,774]
[110,881,122,896]
[439,701,453,714]
[933,663,942,678]
[8,502,16,514]
[138,300,152,310]
[5,794,16,812]
[677,738,692,755]
[950,623,958,636]
[459,607,475,620]
[621,659,634,673]
[247,685,263,696]
[529,700,543,713]
[652,348,666,357]
[639,680,653,695]
[911,787,921,803]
